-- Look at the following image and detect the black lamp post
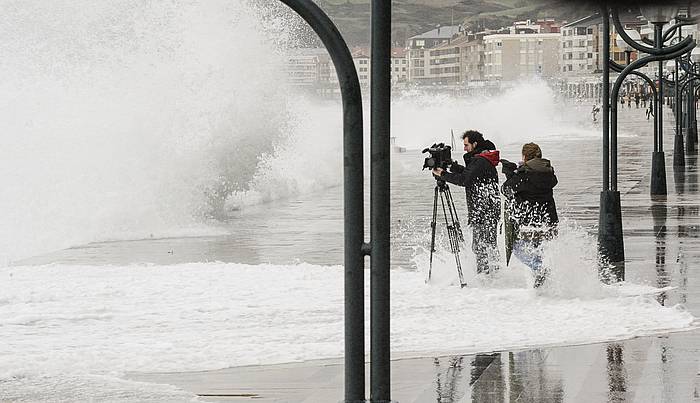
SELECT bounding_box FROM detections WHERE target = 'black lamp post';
[613,28,666,196]
[682,47,700,153]
[275,1,393,401]
[666,59,688,167]
[600,6,694,280]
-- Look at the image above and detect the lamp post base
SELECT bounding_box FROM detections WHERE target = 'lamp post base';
[687,126,697,154]
[650,151,667,195]
[598,190,625,282]
[673,134,685,167]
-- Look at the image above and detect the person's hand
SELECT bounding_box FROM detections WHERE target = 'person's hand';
[432,168,444,176]
[500,159,517,173]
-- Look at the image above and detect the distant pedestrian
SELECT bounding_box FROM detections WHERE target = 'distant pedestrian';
[635,93,640,108]
[627,95,632,108]
[591,104,600,122]
[646,101,654,120]
[642,94,647,108]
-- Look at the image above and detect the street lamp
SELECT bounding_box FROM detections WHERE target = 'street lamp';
[691,47,700,63]
[639,5,679,24]
[686,48,700,155]
[615,29,641,51]
[665,59,676,73]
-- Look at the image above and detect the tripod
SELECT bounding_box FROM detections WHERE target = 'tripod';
[428,178,466,287]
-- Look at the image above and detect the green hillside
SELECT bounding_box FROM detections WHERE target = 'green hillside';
[313,0,599,46]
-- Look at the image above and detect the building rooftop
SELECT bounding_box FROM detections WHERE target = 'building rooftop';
[391,47,406,58]
[409,25,461,40]
[562,13,602,28]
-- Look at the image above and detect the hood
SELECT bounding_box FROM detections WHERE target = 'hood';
[466,140,499,166]
[478,149,501,167]
[522,157,554,173]
[474,140,497,154]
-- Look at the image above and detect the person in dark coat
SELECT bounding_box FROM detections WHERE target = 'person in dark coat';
[501,143,558,287]
[433,130,501,275]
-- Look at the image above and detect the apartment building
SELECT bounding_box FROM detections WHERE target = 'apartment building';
[353,51,370,87]
[286,50,324,87]
[461,33,487,83]
[391,48,408,83]
[483,32,560,81]
[560,11,646,80]
[425,34,466,84]
[406,25,462,83]
[560,15,601,75]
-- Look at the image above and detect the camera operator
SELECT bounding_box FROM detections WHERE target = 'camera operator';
[501,143,558,288]
[432,130,501,275]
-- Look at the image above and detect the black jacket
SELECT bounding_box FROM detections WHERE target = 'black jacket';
[441,141,501,226]
[501,157,558,230]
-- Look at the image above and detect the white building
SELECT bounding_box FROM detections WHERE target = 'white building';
[391,48,408,83]
[483,32,560,81]
[560,15,600,75]
[406,25,462,83]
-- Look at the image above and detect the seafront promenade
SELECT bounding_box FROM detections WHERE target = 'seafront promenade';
[128,107,700,402]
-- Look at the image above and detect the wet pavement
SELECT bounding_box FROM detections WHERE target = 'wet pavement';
[125,106,700,402]
[130,332,699,402]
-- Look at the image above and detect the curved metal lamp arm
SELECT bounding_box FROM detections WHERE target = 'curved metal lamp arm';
[609,58,658,97]
[679,76,700,94]
[678,58,700,79]
[609,59,625,73]
[663,21,697,42]
[646,46,694,69]
[615,42,696,93]
[276,1,365,402]
[612,9,694,55]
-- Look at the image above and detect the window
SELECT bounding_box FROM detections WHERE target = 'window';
[415,39,425,47]
[587,27,593,34]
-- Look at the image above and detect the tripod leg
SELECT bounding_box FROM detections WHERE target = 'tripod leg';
[444,185,464,243]
[440,188,466,287]
[428,185,439,282]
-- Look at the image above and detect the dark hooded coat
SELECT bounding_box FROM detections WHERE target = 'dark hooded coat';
[501,157,558,230]
[441,140,501,226]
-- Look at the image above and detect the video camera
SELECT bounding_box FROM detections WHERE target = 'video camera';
[422,143,453,170]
